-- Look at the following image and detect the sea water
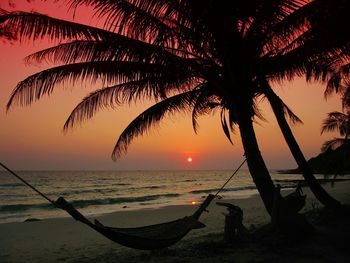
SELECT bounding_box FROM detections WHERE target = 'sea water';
[0,170,305,223]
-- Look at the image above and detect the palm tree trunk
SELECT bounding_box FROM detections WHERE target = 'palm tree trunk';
[238,111,314,233]
[264,85,342,210]
[235,107,276,214]
[232,95,314,234]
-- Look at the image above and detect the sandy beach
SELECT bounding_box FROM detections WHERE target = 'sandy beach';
[1,181,349,263]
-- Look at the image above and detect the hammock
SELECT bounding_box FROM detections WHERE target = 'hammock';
[54,195,213,250]
[0,159,246,250]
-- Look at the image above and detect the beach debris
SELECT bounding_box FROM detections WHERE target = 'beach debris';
[217,202,247,243]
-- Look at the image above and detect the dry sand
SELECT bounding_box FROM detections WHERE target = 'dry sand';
[1,181,349,263]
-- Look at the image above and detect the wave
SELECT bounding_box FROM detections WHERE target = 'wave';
[129,185,165,191]
[0,183,24,188]
[0,203,54,212]
[50,187,121,196]
[189,183,301,196]
[190,185,257,194]
[51,185,166,196]
[183,179,197,182]
[0,193,181,213]
[71,193,181,208]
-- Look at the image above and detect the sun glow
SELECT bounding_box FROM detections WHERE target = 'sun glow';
[187,157,193,163]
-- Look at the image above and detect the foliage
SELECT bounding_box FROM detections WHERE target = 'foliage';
[321,110,350,152]
[0,1,320,159]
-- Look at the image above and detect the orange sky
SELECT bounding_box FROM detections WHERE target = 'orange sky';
[0,0,343,170]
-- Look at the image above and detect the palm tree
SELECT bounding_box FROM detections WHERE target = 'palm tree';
[318,110,350,175]
[263,83,342,209]
[0,0,340,223]
[321,110,350,152]
[255,0,350,209]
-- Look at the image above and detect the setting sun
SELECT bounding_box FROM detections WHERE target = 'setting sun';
[187,157,193,163]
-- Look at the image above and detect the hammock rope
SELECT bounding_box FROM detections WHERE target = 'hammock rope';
[214,158,246,197]
[0,162,55,205]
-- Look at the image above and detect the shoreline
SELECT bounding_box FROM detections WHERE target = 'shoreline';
[4,177,348,225]
[0,190,260,225]
[1,181,349,262]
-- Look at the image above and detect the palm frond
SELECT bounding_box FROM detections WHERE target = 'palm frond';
[282,101,303,124]
[64,75,198,131]
[67,0,179,45]
[264,0,310,48]
[191,84,220,133]
[112,90,197,160]
[63,80,149,131]
[325,71,342,96]
[24,39,192,66]
[342,86,350,109]
[0,8,115,42]
[261,79,303,124]
[220,108,233,144]
[7,61,194,110]
[251,100,267,123]
[321,111,347,134]
[325,63,350,98]
[266,92,303,125]
[244,0,308,53]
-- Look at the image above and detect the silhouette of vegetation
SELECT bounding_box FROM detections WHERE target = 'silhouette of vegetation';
[321,110,350,152]
[1,0,349,227]
[307,144,350,175]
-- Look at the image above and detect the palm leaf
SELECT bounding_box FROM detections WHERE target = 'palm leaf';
[7,61,194,110]
[325,63,350,98]
[24,39,192,66]
[0,8,115,42]
[220,108,233,144]
[281,101,303,124]
[112,90,197,160]
[67,0,180,45]
[64,76,198,131]
[321,111,348,134]
[191,84,220,133]
[342,86,350,108]
[266,94,303,125]
[261,79,303,124]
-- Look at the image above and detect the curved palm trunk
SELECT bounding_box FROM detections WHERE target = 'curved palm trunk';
[235,107,276,214]
[236,109,314,233]
[264,85,342,210]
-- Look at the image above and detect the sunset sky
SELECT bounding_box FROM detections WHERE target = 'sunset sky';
[0,0,343,170]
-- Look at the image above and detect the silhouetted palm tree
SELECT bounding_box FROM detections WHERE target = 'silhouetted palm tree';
[263,83,342,209]
[321,110,350,152]
[0,1,342,218]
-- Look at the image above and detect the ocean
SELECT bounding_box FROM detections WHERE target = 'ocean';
[0,170,305,223]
